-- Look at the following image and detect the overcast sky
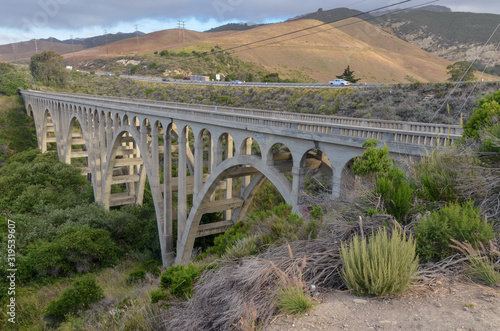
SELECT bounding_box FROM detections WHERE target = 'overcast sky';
[1,0,499,45]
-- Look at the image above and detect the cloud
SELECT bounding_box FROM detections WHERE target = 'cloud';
[1,0,499,44]
[7,0,500,32]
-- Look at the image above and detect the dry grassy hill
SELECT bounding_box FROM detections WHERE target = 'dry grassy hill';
[64,18,496,83]
[66,29,234,61]
[199,18,453,83]
[0,39,84,62]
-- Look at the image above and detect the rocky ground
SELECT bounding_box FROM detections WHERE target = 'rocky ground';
[266,276,500,331]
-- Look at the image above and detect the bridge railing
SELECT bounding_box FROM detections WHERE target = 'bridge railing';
[26,90,463,136]
[22,90,462,148]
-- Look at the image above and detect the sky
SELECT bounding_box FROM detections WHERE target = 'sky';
[1,0,499,45]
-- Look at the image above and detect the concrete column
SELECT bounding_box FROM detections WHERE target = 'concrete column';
[241,138,252,196]
[163,126,174,265]
[178,129,188,239]
[194,138,204,196]
[224,135,234,221]
[291,166,306,212]
[332,165,343,198]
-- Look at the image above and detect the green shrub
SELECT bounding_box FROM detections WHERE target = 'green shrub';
[340,227,419,296]
[25,226,120,278]
[0,63,28,95]
[415,201,496,262]
[463,89,500,139]
[160,264,201,299]
[151,289,169,304]
[45,275,104,321]
[414,149,459,203]
[376,166,414,224]
[223,235,259,259]
[275,285,315,315]
[352,139,392,176]
[309,206,323,220]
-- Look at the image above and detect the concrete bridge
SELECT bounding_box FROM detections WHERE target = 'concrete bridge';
[20,90,462,266]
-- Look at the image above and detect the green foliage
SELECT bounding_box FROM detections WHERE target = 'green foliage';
[0,63,28,95]
[463,89,500,139]
[29,50,69,87]
[223,234,259,259]
[415,201,496,262]
[0,150,91,214]
[45,275,104,321]
[352,139,392,176]
[376,166,414,223]
[160,264,201,299]
[340,227,419,297]
[447,61,475,82]
[309,206,323,220]
[24,226,120,279]
[150,289,169,304]
[414,149,458,202]
[127,260,161,284]
[0,96,36,164]
[465,255,500,286]
[274,285,315,315]
[336,65,361,83]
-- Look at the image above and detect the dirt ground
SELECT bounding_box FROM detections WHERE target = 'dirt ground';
[266,277,500,331]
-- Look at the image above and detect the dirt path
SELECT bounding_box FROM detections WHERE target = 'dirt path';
[266,277,500,331]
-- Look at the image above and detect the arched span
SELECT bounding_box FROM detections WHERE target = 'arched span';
[102,126,150,209]
[176,154,293,265]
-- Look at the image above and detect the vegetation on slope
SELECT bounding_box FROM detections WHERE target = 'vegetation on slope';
[65,71,500,125]
[1,59,499,329]
[78,45,306,82]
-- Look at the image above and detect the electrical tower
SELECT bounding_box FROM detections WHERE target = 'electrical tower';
[135,24,140,51]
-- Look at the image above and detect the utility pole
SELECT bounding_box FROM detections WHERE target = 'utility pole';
[135,24,140,50]
[104,29,109,55]
[50,37,54,50]
[34,38,38,54]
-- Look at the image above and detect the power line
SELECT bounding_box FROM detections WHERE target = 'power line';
[167,0,414,66]
[230,0,440,55]
[429,21,500,123]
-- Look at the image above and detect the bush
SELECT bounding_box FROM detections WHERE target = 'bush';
[274,285,315,315]
[415,201,496,262]
[45,275,104,321]
[340,227,419,296]
[352,139,392,176]
[160,264,201,299]
[151,289,169,304]
[0,63,28,95]
[376,166,414,223]
[414,149,459,203]
[24,226,120,278]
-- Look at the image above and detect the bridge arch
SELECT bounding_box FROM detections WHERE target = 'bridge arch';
[41,107,58,153]
[102,125,148,210]
[176,154,293,264]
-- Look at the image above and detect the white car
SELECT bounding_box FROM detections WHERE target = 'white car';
[329,79,350,86]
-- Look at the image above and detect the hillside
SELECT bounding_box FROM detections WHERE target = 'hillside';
[0,32,141,62]
[377,10,500,66]
[0,39,84,62]
[199,18,454,83]
[66,18,462,83]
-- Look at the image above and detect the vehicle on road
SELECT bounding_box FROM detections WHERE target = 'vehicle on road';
[329,79,350,86]
[105,72,112,76]
[162,78,169,82]
[231,80,242,84]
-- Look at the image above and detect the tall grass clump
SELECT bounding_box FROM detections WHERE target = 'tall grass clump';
[451,239,500,286]
[340,227,419,296]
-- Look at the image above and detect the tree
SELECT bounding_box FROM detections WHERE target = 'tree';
[447,61,475,82]
[29,50,69,87]
[336,65,361,83]
[0,63,28,95]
